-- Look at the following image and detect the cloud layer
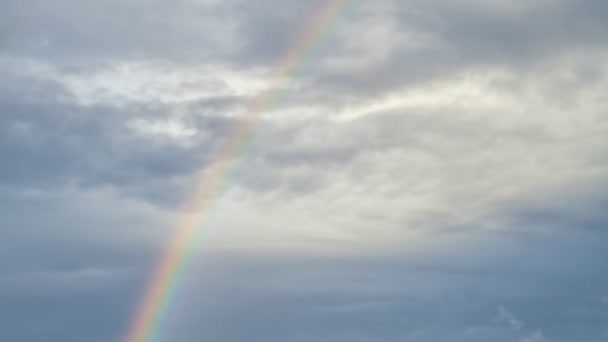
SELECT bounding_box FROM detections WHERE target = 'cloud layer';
[1,0,608,341]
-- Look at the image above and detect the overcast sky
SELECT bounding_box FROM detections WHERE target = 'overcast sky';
[1,0,608,341]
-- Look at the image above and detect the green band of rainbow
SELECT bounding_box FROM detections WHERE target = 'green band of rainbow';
[124,1,353,341]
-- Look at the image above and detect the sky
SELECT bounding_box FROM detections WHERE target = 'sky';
[1,0,608,341]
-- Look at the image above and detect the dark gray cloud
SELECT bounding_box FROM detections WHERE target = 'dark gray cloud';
[0,66,245,206]
[0,0,236,65]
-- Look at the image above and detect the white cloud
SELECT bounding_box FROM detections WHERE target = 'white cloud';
[498,306,551,342]
[127,117,197,142]
[2,58,270,106]
[498,306,524,331]
[520,331,549,342]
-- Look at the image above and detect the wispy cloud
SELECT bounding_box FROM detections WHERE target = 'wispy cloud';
[498,306,550,342]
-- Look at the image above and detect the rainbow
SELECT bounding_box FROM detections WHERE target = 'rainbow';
[124,1,354,341]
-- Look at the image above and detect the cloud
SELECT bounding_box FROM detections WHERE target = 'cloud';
[498,306,550,342]
[0,0,238,64]
[520,331,549,342]
[498,306,524,331]
[1,0,608,341]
